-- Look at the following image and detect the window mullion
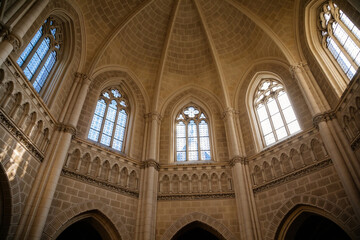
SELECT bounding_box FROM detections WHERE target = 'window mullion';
[335,15,360,47]
[30,48,51,84]
[98,101,109,143]
[197,121,201,161]
[109,106,120,148]
[21,35,45,71]
[276,98,290,135]
[330,33,359,69]
[265,102,278,141]
[255,104,267,146]
[186,121,188,161]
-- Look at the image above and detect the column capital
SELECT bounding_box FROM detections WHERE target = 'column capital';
[140,159,160,171]
[313,111,336,128]
[290,62,309,77]
[145,112,162,123]
[74,72,87,80]
[4,32,22,51]
[222,107,238,120]
[229,156,248,167]
[56,123,76,136]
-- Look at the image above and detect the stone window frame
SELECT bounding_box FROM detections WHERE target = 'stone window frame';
[87,86,130,153]
[246,72,301,151]
[16,16,64,95]
[319,0,360,80]
[305,0,360,97]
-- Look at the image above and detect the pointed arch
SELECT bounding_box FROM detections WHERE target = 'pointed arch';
[160,212,237,240]
[44,201,131,240]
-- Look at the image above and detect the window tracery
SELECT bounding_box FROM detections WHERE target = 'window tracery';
[254,79,300,146]
[319,1,360,79]
[88,87,129,152]
[17,17,63,93]
[175,105,211,162]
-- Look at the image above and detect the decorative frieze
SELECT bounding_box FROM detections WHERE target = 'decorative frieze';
[62,169,139,198]
[158,192,235,201]
[253,158,332,194]
[0,109,44,162]
[141,159,160,171]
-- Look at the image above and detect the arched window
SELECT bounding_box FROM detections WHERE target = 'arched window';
[319,1,360,80]
[254,79,300,146]
[17,16,63,93]
[175,105,211,162]
[88,87,129,152]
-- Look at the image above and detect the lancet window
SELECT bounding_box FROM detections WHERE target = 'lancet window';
[320,1,360,79]
[175,105,211,161]
[88,87,129,152]
[17,17,63,93]
[254,79,301,146]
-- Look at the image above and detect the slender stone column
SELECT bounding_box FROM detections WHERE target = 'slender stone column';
[135,112,161,240]
[314,113,360,219]
[223,108,259,240]
[0,0,49,66]
[14,73,91,239]
[291,62,360,219]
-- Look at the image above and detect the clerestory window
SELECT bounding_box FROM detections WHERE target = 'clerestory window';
[88,87,129,152]
[17,17,63,93]
[254,79,301,146]
[319,1,360,80]
[175,105,211,162]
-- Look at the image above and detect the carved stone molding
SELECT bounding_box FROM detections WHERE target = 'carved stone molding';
[222,108,239,120]
[253,158,332,194]
[62,169,139,198]
[312,111,336,128]
[229,156,248,167]
[74,72,87,80]
[0,109,44,162]
[141,159,160,171]
[144,112,162,123]
[158,192,235,201]
[5,33,22,51]
[56,123,76,135]
[351,134,360,151]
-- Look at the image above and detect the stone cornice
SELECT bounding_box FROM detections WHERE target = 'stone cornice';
[141,159,160,171]
[158,192,235,201]
[62,169,139,198]
[229,156,248,167]
[253,158,332,194]
[312,111,336,128]
[0,109,44,162]
[56,123,76,135]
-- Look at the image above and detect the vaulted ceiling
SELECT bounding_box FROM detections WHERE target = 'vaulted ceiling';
[74,0,301,109]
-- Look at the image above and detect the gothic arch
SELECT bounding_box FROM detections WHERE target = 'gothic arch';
[265,194,358,240]
[160,212,237,240]
[43,201,131,240]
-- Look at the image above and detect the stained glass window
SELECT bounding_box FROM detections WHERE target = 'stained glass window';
[17,17,63,93]
[175,105,211,161]
[254,79,300,146]
[88,87,129,152]
[320,1,360,79]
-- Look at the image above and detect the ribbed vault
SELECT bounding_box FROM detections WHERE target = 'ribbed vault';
[73,0,296,110]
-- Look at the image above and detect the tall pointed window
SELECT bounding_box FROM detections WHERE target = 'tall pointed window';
[17,16,63,93]
[320,1,360,79]
[88,87,129,152]
[254,79,301,146]
[175,105,211,162]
